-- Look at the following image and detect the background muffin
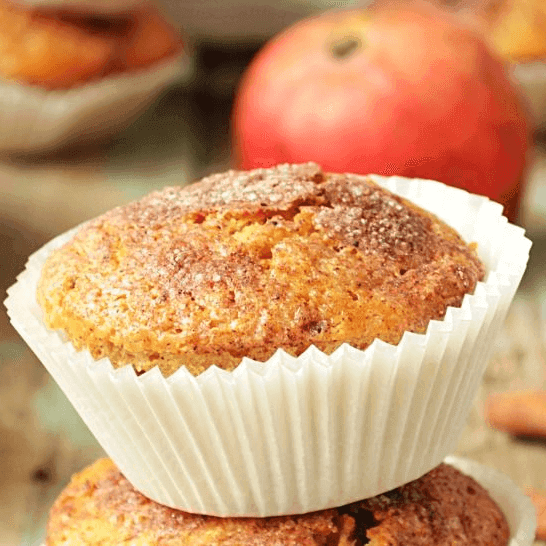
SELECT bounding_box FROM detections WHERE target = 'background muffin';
[45,457,510,546]
[0,0,192,153]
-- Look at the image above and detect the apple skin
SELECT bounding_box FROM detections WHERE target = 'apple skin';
[231,1,531,222]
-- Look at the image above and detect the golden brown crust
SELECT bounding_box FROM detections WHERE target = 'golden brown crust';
[45,458,509,546]
[37,163,485,376]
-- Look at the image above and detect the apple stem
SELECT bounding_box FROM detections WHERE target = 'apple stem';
[330,36,362,60]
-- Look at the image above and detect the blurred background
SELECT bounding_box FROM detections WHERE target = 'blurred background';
[1,0,546,544]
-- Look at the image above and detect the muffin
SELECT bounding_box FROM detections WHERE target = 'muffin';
[5,165,531,515]
[0,0,192,152]
[36,162,484,377]
[474,0,546,127]
[432,0,546,126]
[474,0,546,63]
[45,457,513,546]
[0,0,182,89]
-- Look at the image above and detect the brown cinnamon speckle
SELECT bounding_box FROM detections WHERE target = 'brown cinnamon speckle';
[37,163,484,376]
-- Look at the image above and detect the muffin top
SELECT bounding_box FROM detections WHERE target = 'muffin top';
[45,458,509,546]
[37,162,485,376]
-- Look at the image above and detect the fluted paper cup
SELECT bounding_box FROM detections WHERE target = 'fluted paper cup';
[5,177,531,516]
[0,50,192,154]
[446,456,537,546]
[512,60,546,127]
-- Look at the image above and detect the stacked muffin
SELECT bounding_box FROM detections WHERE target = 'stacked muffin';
[46,458,515,544]
[5,163,534,542]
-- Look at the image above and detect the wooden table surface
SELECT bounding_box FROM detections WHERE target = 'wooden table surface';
[1,91,546,544]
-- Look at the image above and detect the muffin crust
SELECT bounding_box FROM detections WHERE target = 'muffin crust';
[37,162,485,376]
[45,458,509,546]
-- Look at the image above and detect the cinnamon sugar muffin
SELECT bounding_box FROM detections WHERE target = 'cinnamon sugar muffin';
[36,162,484,377]
[45,458,510,546]
[8,164,529,515]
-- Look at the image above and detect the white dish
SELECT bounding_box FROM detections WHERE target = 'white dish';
[7,0,147,13]
[0,49,193,154]
[162,0,370,41]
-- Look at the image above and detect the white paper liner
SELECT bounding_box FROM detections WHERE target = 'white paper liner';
[5,176,531,516]
[0,49,193,154]
[445,456,537,546]
[512,60,546,127]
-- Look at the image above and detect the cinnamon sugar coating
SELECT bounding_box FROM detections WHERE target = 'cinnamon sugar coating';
[37,163,485,376]
[45,458,509,546]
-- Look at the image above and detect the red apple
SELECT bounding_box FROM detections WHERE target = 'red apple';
[232,1,531,222]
